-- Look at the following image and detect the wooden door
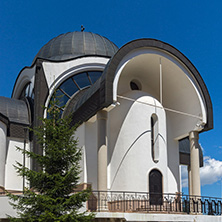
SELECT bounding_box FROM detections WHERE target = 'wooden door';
[149,169,163,205]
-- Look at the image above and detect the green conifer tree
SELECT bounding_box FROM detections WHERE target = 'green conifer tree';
[8,99,94,221]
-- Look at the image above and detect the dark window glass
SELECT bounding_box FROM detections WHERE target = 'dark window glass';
[49,71,102,116]
[19,82,34,99]
[73,73,91,89]
[31,89,34,100]
[149,169,163,205]
[130,81,139,90]
[19,83,34,123]
[88,71,102,84]
[60,78,78,97]
[151,117,154,161]
[25,84,30,96]
[151,114,158,163]
[55,89,69,107]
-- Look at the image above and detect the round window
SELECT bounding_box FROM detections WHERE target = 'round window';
[130,80,141,90]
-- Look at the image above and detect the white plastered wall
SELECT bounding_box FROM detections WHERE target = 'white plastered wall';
[5,138,30,191]
[75,121,98,190]
[85,121,98,190]
[108,91,169,192]
[166,116,181,193]
[0,121,7,187]
[75,124,85,185]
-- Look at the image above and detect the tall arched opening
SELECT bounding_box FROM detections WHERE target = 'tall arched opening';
[149,169,163,205]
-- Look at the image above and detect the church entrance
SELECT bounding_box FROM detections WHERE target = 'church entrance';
[149,169,163,205]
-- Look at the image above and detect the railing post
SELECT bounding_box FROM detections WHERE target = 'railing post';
[111,191,113,212]
[123,192,125,212]
[147,192,149,212]
[98,191,100,212]
[203,199,206,214]
[205,199,208,214]
[199,198,203,214]
[209,199,213,215]
[187,195,190,214]
[219,200,222,215]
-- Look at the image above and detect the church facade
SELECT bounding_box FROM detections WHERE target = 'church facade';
[1,31,220,221]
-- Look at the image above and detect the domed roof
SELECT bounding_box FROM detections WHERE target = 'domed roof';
[33,31,118,62]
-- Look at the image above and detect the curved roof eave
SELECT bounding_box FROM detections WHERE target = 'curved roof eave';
[0,96,30,125]
[71,39,213,132]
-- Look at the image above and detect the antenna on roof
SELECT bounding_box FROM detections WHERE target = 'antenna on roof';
[81,25,85,32]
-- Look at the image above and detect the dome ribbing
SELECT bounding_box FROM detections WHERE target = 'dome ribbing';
[33,31,118,62]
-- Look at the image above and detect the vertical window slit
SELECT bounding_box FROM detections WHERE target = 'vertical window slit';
[151,114,159,163]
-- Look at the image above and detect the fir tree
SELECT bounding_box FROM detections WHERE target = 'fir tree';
[8,99,94,221]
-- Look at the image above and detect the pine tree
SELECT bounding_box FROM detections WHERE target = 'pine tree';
[8,99,94,221]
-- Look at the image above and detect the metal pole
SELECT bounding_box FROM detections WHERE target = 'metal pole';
[159,58,163,104]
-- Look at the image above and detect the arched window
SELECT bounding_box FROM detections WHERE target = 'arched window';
[19,82,34,100]
[130,80,141,90]
[19,82,34,122]
[49,71,102,116]
[149,169,163,205]
[151,114,159,163]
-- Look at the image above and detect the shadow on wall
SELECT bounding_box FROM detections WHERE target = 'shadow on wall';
[110,130,151,189]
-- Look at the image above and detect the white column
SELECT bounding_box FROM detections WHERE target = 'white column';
[97,111,107,191]
[189,131,201,197]
[188,165,192,196]
[0,121,7,187]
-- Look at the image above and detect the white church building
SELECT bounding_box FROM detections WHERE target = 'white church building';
[1,31,221,221]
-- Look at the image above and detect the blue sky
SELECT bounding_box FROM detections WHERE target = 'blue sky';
[1,0,222,197]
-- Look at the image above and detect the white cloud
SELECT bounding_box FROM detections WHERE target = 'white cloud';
[181,156,222,188]
[181,165,189,187]
[212,145,222,150]
[200,156,222,185]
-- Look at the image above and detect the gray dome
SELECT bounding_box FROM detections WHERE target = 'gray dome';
[33,31,118,62]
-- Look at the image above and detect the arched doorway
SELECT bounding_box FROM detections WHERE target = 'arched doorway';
[149,169,163,205]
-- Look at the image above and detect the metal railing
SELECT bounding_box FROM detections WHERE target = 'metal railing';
[87,191,222,215]
[1,190,221,215]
